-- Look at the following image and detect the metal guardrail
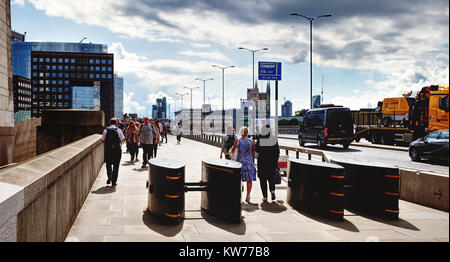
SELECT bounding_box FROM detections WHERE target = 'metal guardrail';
[184,132,329,163]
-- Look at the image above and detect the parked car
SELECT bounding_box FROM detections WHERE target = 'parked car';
[298,107,354,149]
[409,129,449,162]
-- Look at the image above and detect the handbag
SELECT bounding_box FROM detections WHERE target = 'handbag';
[274,167,281,185]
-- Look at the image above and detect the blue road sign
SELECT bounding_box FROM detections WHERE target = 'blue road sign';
[258,61,281,81]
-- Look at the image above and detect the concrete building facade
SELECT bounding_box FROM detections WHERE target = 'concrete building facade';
[0,0,14,166]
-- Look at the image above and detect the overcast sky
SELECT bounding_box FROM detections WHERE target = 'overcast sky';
[11,0,449,117]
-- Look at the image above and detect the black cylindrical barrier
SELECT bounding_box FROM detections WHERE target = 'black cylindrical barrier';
[287,158,345,220]
[330,159,400,220]
[201,158,242,223]
[147,158,185,224]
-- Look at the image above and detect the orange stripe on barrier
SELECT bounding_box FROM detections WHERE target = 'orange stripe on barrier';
[166,176,182,180]
[330,192,344,197]
[206,164,233,174]
[385,209,399,213]
[165,213,181,218]
[330,175,345,179]
[385,175,400,178]
[165,194,181,199]
[330,210,344,214]
[385,192,400,196]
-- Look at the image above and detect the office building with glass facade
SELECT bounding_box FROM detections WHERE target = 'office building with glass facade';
[281,100,293,117]
[11,40,114,122]
[13,75,32,122]
[114,75,123,120]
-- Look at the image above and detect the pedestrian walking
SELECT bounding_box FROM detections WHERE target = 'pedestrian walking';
[220,125,236,160]
[176,120,182,144]
[139,117,156,168]
[125,121,140,162]
[162,121,168,143]
[255,124,280,202]
[151,121,160,158]
[158,121,164,146]
[229,126,256,204]
[101,118,125,186]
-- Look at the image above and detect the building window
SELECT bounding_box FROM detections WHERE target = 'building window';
[107,74,112,79]
[52,58,57,63]
[89,74,94,79]
[96,74,100,78]
[102,59,106,64]
[107,60,112,65]
[95,59,100,64]
[95,66,100,71]
[65,58,69,63]
[71,58,76,63]
[101,74,106,79]
[52,87,57,92]
[33,65,38,69]
[89,59,94,64]
[45,58,50,62]
[58,87,63,92]
[39,58,44,62]
[58,58,63,63]
[64,87,69,92]
[64,80,70,85]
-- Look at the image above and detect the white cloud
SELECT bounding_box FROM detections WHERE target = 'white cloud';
[12,0,25,6]
[179,50,231,63]
[123,92,146,115]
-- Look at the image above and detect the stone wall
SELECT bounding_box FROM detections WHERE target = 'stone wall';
[14,118,41,163]
[0,0,13,166]
[0,134,104,242]
[37,110,104,155]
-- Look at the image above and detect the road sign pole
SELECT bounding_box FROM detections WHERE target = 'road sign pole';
[275,80,278,139]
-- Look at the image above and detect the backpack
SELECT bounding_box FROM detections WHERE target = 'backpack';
[224,135,236,152]
[105,128,121,151]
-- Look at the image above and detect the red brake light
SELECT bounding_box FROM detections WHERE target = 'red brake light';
[324,128,328,138]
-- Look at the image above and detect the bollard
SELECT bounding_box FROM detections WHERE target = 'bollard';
[330,159,400,220]
[201,158,242,223]
[287,158,345,220]
[147,158,185,224]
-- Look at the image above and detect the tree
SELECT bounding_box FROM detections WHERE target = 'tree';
[295,109,307,116]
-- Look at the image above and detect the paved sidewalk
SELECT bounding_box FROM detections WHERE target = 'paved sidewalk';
[66,135,449,242]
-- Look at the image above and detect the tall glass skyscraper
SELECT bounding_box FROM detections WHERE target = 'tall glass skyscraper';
[114,75,123,119]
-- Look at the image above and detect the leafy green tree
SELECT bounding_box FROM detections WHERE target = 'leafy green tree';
[295,109,307,116]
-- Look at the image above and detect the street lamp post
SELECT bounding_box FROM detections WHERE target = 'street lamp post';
[195,77,214,106]
[175,92,189,111]
[290,12,331,109]
[237,47,268,90]
[184,86,199,135]
[212,65,234,134]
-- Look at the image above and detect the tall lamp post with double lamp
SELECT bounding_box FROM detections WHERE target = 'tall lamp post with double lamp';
[184,86,199,135]
[237,47,268,90]
[290,12,331,109]
[195,77,214,106]
[212,65,234,134]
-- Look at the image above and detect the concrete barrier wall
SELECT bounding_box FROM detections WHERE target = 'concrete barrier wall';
[0,134,103,242]
[13,118,41,163]
[399,169,449,212]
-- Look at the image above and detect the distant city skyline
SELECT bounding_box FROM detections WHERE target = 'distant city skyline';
[11,0,449,117]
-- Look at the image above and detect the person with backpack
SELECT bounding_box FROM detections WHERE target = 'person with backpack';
[220,125,236,160]
[101,118,125,187]
[138,117,156,169]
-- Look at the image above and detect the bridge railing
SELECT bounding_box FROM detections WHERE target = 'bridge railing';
[184,132,328,163]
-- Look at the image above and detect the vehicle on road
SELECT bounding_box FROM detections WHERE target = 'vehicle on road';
[352,85,449,146]
[409,129,449,163]
[298,106,354,149]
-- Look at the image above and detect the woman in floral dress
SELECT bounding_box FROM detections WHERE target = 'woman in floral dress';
[229,126,256,203]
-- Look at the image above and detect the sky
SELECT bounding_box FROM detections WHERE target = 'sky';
[10,0,449,118]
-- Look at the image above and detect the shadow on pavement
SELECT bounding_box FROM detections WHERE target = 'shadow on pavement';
[91,186,116,194]
[297,210,360,232]
[242,202,260,212]
[201,210,246,235]
[353,211,420,231]
[304,144,361,153]
[133,167,148,172]
[260,201,287,213]
[121,161,136,166]
[142,210,183,237]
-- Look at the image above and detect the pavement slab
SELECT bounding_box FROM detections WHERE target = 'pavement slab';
[65,135,449,242]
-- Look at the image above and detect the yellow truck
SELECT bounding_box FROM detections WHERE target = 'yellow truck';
[352,85,449,146]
